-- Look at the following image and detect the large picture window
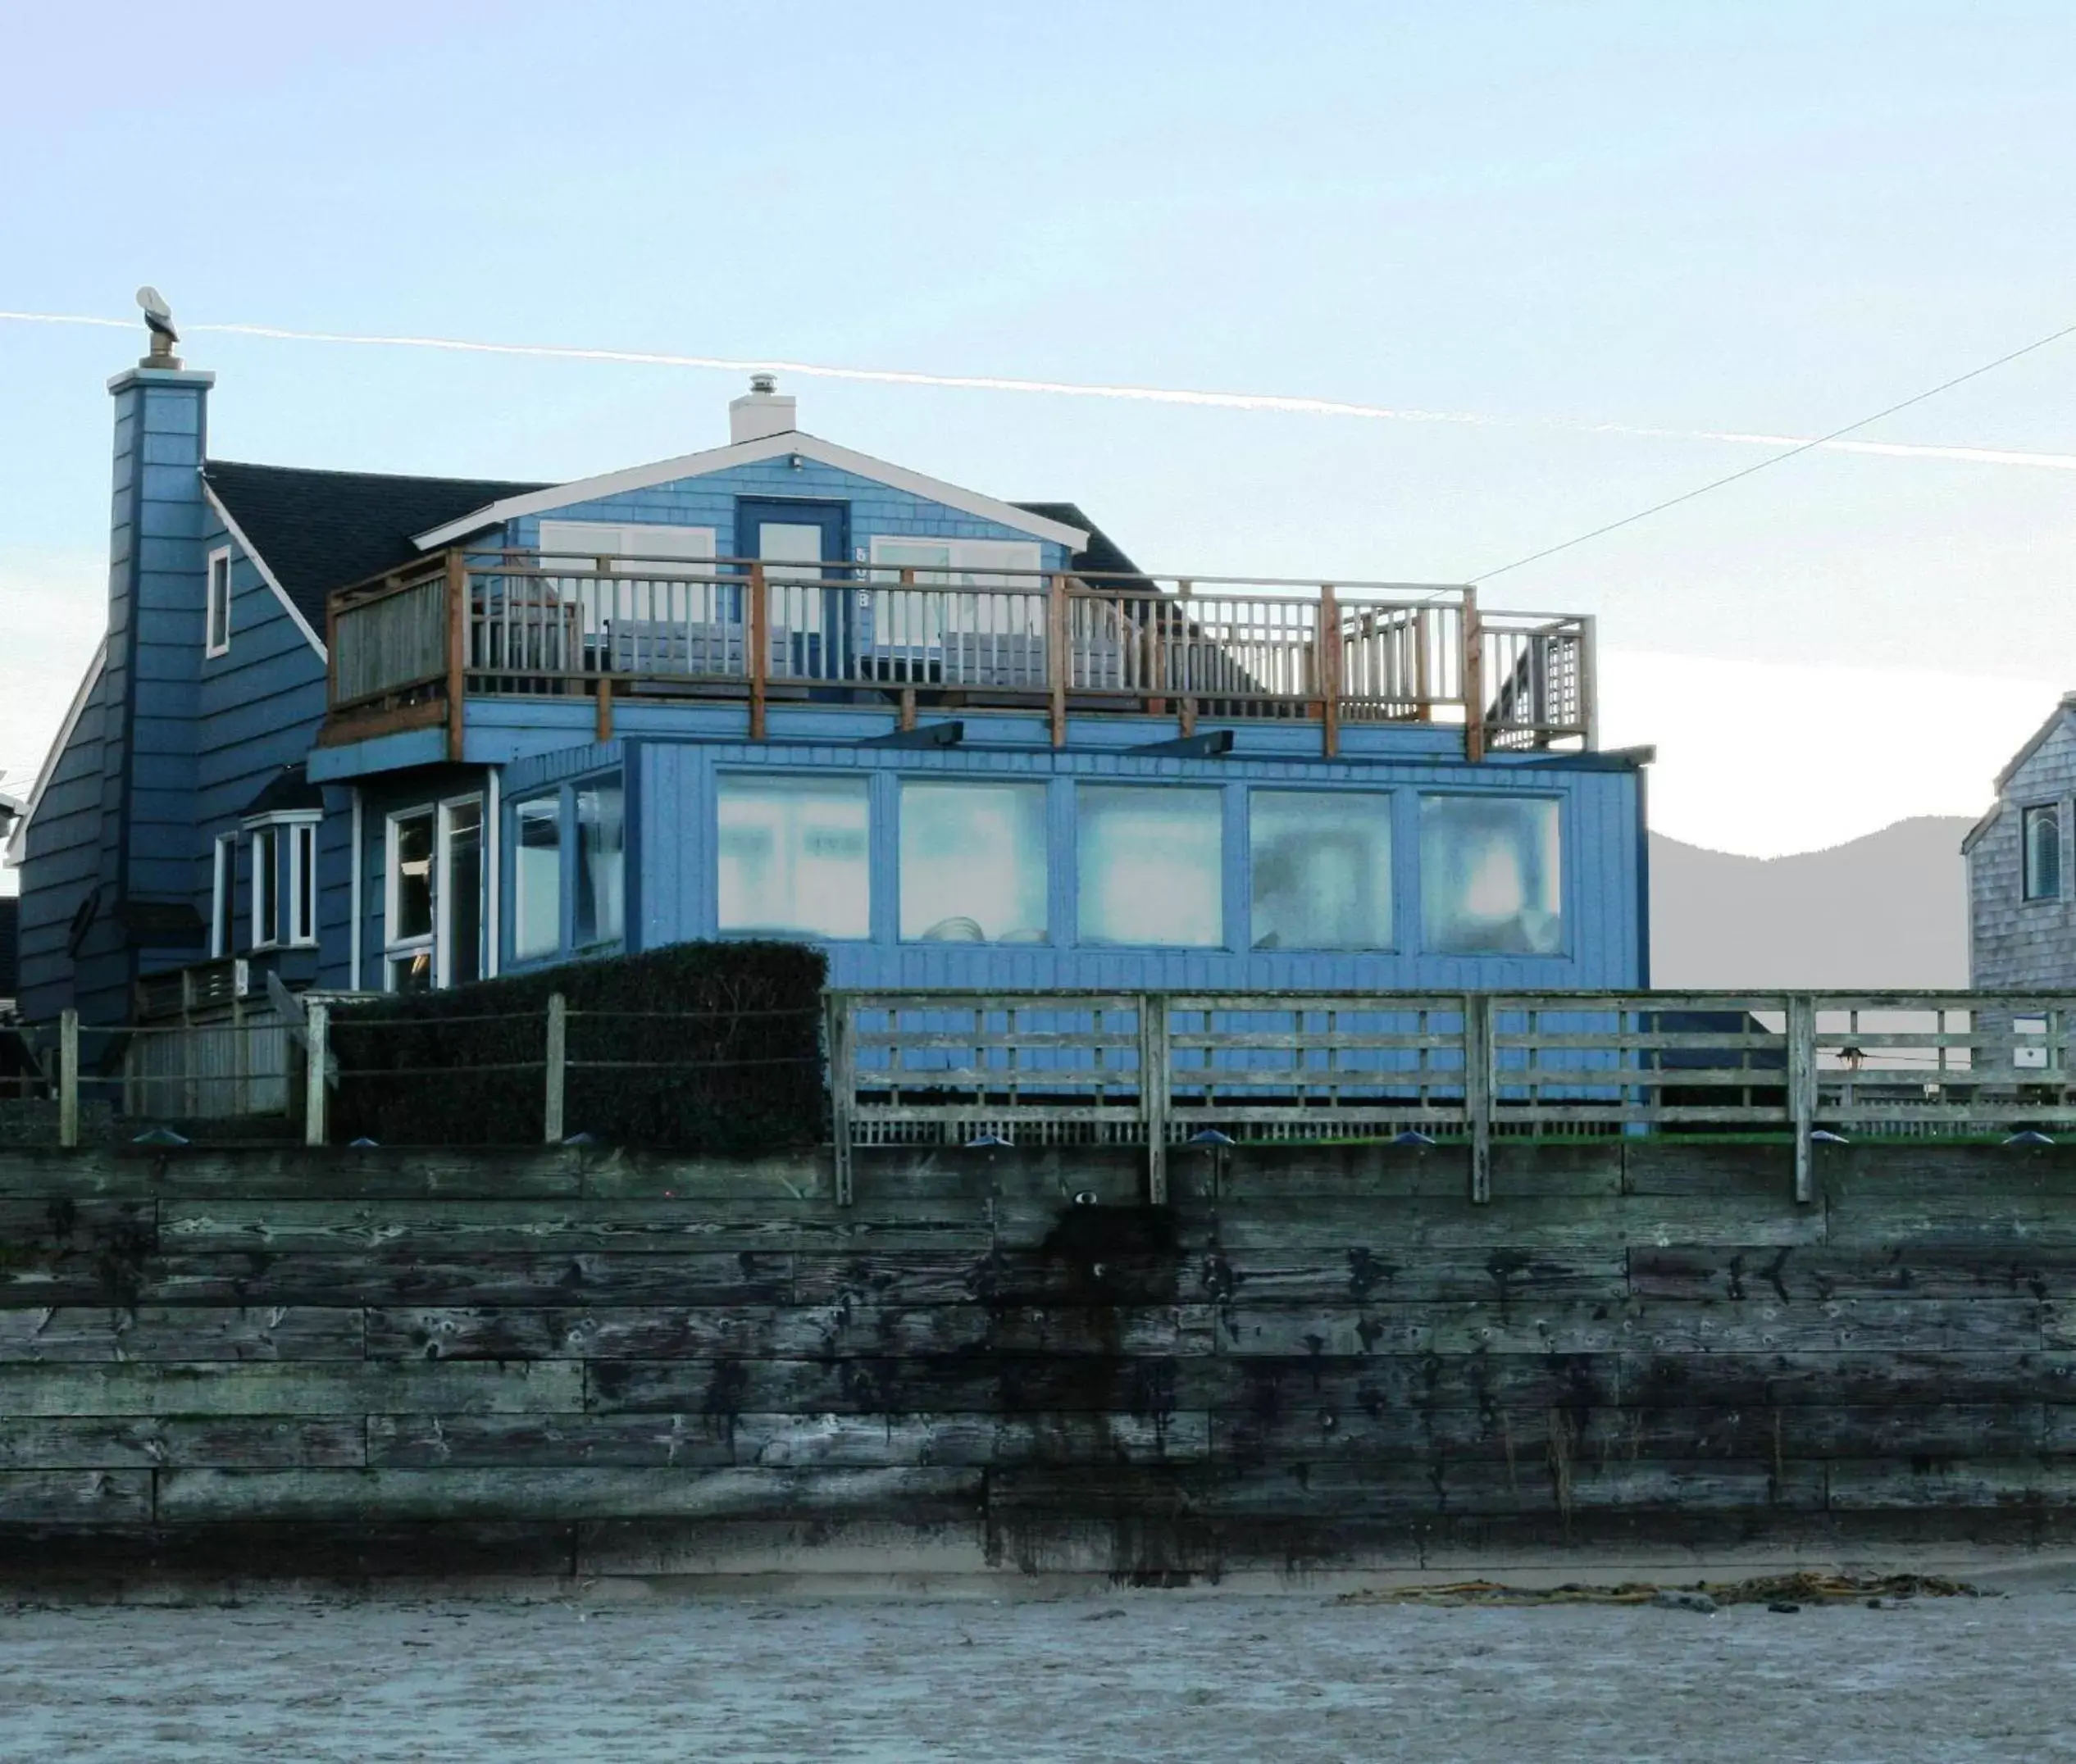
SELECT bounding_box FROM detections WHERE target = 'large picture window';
[1419,795,1562,956]
[899,780,1047,943]
[1250,790,1392,951]
[1077,785,1222,948]
[513,797,562,962]
[717,776,871,939]
[2024,802,2061,902]
[575,784,626,949]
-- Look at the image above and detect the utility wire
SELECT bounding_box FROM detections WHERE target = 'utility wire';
[1473,315,2076,582]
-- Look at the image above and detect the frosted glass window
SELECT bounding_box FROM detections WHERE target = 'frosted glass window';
[513,798,561,961]
[2024,803,2060,901]
[717,777,871,939]
[899,781,1048,943]
[1250,791,1392,950]
[1077,786,1222,947]
[1420,795,1562,956]
[575,784,626,948]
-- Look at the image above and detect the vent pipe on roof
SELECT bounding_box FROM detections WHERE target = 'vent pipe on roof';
[730,374,797,445]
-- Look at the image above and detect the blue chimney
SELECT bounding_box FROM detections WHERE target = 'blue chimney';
[75,307,214,1021]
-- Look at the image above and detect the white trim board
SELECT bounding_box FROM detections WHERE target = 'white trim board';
[202,483,329,658]
[411,431,1090,553]
[2,639,107,869]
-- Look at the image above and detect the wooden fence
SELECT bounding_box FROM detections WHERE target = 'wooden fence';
[26,991,2076,1208]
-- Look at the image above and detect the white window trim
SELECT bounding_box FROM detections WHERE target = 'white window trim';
[868,535,1043,583]
[210,833,235,959]
[288,821,319,948]
[250,825,280,951]
[385,796,488,992]
[435,795,485,989]
[205,545,233,658]
[243,810,321,951]
[538,519,717,571]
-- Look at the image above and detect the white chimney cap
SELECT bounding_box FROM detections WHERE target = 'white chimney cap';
[731,375,797,445]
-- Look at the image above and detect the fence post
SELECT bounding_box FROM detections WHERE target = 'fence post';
[544,992,567,1144]
[748,561,769,741]
[58,1009,80,1149]
[444,548,468,766]
[1318,584,1341,759]
[1787,993,1816,1204]
[1140,994,1170,1205]
[1045,572,1071,748]
[825,993,856,1207]
[303,1002,329,1148]
[1464,993,1492,1203]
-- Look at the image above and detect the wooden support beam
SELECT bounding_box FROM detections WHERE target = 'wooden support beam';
[595,676,614,743]
[1788,993,1817,1204]
[1319,583,1341,759]
[1046,572,1068,748]
[826,994,855,1207]
[1140,996,1170,1205]
[444,549,467,765]
[58,1010,79,1150]
[303,1004,329,1148]
[1461,586,1485,764]
[748,563,768,742]
[1464,993,1492,1204]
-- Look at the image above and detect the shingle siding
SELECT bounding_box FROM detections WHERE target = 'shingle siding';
[1969,714,2076,987]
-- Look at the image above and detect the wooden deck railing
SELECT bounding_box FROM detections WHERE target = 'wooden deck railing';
[828,990,2076,1204]
[326,551,1596,755]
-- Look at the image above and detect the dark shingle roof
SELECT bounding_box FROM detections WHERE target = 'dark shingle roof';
[203,461,550,631]
[1011,502,1148,584]
[200,464,1144,631]
[240,763,326,819]
[0,896,17,1002]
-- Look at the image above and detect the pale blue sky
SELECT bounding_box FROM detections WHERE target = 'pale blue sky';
[5,1,2076,857]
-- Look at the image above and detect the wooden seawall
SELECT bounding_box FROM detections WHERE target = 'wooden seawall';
[2,1138,2074,1586]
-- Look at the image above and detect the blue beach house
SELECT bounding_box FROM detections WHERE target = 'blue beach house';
[4,311,1650,1050]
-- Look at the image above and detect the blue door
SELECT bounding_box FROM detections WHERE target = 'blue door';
[738,498,851,681]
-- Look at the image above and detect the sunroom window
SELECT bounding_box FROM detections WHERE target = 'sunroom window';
[899,780,1048,943]
[1077,785,1222,948]
[1420,794,1562,956]
[717,776,870,939]
[1250,790,1393,951]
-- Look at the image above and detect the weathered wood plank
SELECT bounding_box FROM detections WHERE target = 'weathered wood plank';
[0,1520,580,1579]
[367,1411,1210,1468]
[1214,1402,2045,1462]
[1621,1350,2076,1408]
[1213,1298,2042,1357]
[0,1416,364,1469]
[0,1361,581,1416]
[0,1148,584,1199]
[0,1307,365,1363]
[154,1465,985,1522]
[1146,1196,1823,1253]
[0,1470,153,1523]
[792,1253,985,1306]
[159,1199,990,1256]
[1827,1458,2076,1508]
[575,1148,831,1201]
[586,1356,1209,1416]
[1203,1250,1629,1306]
[1628,1243,2076,1302]
[126,1252,795,1308]
[366,1305,994,1362]
[1621,1141,1798,1198]
[1213,1141,1622,1200]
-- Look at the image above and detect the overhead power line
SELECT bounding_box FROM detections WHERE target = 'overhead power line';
[1473,315,2076,581]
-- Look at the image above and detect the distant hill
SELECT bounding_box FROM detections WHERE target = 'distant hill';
[1650,816,1974,990]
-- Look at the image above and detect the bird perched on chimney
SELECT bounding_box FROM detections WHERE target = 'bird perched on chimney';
[135,286,180,366]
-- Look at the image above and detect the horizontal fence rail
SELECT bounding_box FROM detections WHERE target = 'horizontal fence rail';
[831,991,2076,1204]
[325,551,1596,754]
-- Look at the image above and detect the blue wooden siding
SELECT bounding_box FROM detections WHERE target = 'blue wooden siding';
[11,669,109,1023]
[501,456,1069,566]
[193,520,330,967]
[617,739,1643,993]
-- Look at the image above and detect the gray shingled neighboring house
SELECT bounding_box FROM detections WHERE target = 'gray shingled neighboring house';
[1966,694,2076,986]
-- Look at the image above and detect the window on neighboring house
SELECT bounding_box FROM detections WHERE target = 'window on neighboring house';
[1420,794,1563,956]
[250,825,279,949]
[439,799,484,985]
[1250,790,1393,951]
[2024,803,2061,901]
[1076,785,1223,948]
[717,776,871,939]
[206,547,232,657]
[385,809,436,991]
[288,822,318,948]
[513,797,562,962]
[574,784,625,950]
[210,833,236,958]
[899,780,1048,943]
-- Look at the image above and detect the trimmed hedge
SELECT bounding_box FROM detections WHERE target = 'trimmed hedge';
[330,942,828,1150]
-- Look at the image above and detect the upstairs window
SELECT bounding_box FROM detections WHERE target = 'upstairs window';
[2024,803,2061,901]
[206,547,232,657]
[1420,794,1563,957]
